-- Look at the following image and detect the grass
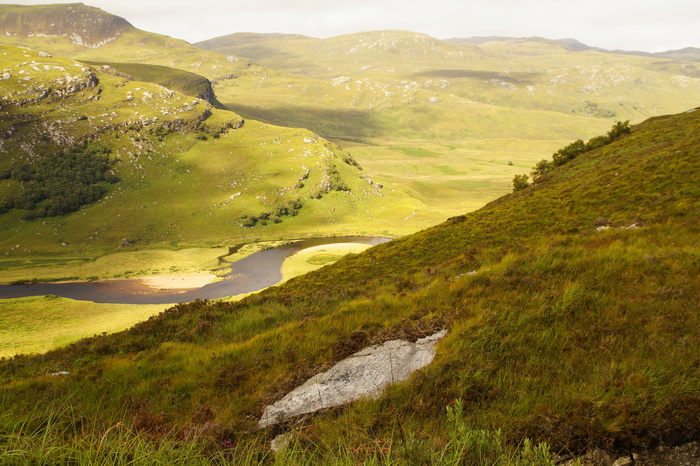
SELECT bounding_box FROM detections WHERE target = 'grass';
[0,296,167,358]
[1,107,698,460]
[280,243,372,282]
[0,398,561,465]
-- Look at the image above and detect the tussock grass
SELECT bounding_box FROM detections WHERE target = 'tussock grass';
[0,398,560,465]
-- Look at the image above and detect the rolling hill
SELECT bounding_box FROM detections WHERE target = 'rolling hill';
[198,30,700,216]
[4,3,700,225]
[0,44,415,269]
[1,106,698,463]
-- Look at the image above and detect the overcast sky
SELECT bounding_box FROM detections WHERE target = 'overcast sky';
[8,0,700,52]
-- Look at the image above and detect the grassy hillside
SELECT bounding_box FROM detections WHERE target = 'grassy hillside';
[1,107,698,463]
[0,45,418,280]
[4,4,699,224]
[198,30,700,218]
[80,60,227,108]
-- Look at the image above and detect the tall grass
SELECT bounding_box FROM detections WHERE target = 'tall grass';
[0,399,563,465]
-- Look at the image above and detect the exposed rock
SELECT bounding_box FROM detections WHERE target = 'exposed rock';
[331,76,351,86]
[271,432,294,452]
[258,329,447,428]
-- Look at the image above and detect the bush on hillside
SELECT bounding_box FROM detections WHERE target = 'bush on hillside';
[512,174,530,192]
[514,120,631,191]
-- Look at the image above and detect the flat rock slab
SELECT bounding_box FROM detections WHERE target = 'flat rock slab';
[258,329,447,428]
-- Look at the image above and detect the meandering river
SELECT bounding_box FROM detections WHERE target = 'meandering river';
[0,237,390,304]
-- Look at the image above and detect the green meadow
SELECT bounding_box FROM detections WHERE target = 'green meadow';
[0,296,168,358]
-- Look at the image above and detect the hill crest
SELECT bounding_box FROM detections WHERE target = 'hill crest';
[0,3,133,48]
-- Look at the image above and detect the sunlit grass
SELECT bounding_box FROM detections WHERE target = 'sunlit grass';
[280,243,371,283]
[0,296,167,357]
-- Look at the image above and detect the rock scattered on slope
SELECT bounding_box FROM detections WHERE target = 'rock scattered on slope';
[258,329,447,428]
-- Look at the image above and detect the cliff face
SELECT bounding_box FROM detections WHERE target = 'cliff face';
[0,3,133,49]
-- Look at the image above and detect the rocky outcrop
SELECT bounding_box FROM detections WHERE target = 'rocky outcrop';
[258,329,447,428]
[2,72,99,108]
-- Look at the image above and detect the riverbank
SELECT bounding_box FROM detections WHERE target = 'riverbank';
[1,237,391,356]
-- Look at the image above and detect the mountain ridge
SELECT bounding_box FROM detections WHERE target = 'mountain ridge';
[445,36,700,61]
[0,2,133,48]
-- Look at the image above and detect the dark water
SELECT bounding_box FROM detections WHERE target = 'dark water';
[0,237,390,304]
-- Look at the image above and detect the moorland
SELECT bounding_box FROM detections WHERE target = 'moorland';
[0,3,699,464]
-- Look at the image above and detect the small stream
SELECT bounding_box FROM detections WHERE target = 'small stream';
[0,237,390,304]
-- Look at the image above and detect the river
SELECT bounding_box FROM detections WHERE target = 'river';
[0,237,391,304]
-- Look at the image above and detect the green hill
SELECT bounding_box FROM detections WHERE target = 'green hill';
[1,107,698,463]
[79,60,227,108]
[0,45,415,274]
[197,30,700,218]
[4,3,699,224]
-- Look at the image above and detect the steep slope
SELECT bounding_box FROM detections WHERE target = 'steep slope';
[0,45,410,266]
[80,60,226,108]
[1,107,698,461]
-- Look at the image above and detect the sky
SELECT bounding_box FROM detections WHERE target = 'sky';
[7,0,700,52]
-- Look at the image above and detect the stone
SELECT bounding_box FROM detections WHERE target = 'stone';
[612,457,633,466]
[271,432,293,452]
[258,329,447,428]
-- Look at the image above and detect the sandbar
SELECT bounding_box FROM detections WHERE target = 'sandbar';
[138,272,218,290]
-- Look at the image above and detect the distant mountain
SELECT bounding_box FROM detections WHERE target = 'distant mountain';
[197,32,315,49]
[0,4,257,84]
[446,36,700,61]
[0,3,133,48]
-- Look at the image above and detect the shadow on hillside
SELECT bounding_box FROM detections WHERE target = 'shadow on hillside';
[413,69,538,84]
[224,103,386,141]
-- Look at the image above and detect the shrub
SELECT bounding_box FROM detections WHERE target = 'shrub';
[512,174,530,192]
[531,159,553,181]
